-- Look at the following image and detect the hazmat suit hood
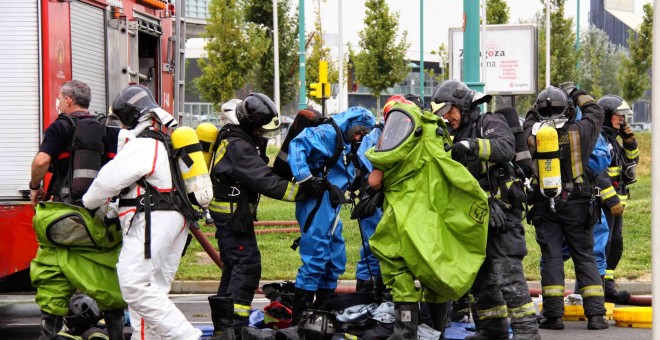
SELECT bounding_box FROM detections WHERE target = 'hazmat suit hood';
[331,106,376,143]
[365,101,488,301]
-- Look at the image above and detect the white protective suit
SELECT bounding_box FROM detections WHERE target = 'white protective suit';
[83,129,201,340]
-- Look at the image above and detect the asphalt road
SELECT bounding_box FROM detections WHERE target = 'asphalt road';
[0,293,652,339]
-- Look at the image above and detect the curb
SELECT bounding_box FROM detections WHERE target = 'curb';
[171,280,652,295]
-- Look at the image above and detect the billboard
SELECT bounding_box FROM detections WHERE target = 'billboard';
[449,24,537,95]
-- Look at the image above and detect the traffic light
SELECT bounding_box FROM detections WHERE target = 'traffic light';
[309,82,322,99]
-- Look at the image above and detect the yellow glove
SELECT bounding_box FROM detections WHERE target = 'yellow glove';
[610,202,625,216]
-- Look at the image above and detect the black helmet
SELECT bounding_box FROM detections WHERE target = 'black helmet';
[111,85,159,128]
[63,294,102,335]
[535,86,571,120]
[431,80,491,117]
[598,95,632,125]
[237,93,278,128]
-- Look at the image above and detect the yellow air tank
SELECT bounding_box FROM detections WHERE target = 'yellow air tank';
[171,126,214,211]
[536,125,562,199]
[196,123,219,169]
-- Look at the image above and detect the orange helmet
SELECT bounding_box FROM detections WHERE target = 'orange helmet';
[382,95,412,121]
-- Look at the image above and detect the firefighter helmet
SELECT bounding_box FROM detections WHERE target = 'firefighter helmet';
[597,95,632,124]
[431,80,491,116]
[63,294,102,335]
[111,85,159,129]
[535,86,571,120]
[220,99,242,126]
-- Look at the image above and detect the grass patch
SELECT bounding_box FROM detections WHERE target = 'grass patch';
[178,133,652,282]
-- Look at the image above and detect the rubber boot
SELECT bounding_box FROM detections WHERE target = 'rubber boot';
[387,302,419,340]
[603,277,631,304]
[464,317,509,340]
[292,288,315,326]
[102,309,125,340]
[313,288,335,310]
[427,302,448,340]
[356,278,373,293]
[208,295,236,340]
[509,314,541,340]
[587,315,609,330]
[450,294,470,323]
[39,311,63,340]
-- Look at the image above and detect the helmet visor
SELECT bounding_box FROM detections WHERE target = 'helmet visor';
[376,109,414,152]
[262,116,282,138]
[431,102,452,117]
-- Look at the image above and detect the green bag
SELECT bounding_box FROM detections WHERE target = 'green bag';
[33,202,122,249]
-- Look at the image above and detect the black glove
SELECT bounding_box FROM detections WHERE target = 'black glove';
[328,185,348,208]
[620,123,635,143]
[488,198,507,234]
[451,139,477,164]
[351,189,384,219]
[300,176,328,196]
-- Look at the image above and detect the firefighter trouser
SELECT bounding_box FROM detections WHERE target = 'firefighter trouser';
[471,222,537,336]
[212,211,261,307]
[604,209,624,271]
[532,200,606,318]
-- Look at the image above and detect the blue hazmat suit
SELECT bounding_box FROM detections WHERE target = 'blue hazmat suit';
[355,126,383,282]
[288,107,376,291]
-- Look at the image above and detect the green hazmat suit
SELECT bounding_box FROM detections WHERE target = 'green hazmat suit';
[30,202,126,316]
[365,103,488,304]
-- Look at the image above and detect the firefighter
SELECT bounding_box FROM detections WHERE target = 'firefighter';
[523,83,608,330]
[596,95,640,304]
[287,107,375,326]
[206,93,324,340]
[432,80,539,340]
[83,85,202,340]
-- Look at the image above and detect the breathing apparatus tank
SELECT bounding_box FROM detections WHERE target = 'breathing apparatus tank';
[536,125,562,212]
[171,126,215,224]
[195,122,219,169]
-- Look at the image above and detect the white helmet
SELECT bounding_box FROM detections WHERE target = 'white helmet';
[220,99,242,126]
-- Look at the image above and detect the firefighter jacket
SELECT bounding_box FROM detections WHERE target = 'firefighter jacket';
[210,125,304,232]
[452,109,516,195]
[523,94,605,201]
[600,125,639,208]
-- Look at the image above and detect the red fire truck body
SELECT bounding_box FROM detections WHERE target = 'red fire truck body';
[0,0,182,291]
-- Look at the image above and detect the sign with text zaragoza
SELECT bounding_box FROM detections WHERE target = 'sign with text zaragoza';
[449,24,538,95]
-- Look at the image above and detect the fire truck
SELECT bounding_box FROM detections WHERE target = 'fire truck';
[0,0,186,291]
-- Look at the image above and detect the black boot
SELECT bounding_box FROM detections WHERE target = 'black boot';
[464,317,509,340]
[587,315,609,330]
[39,311,63,340]
[427,302,448,340]
[292,288,315,326]
[538,315,564,330]
[313,288,335,310]
[208,295,236,340]
[450,294,470,323]
[509,314,541,340]
[356,278,373,293]
[603,278,631,304]
[387,302,419,340]
[102,309,125,340]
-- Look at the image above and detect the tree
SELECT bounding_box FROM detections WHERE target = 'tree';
[350,0,410,118]
[577,26,625,99]
[244,0,300,108]
[195,0,267,105]
[487,0,510,24]
[305,2,339,102]
[618,3,653,103]
[430,43,449,82]
[538,0,579,88]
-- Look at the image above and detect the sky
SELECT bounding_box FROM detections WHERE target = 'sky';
[305,0,652,62]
